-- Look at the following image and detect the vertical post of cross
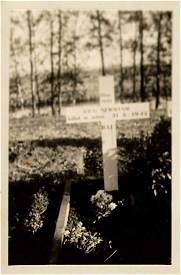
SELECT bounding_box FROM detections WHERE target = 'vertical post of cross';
[99,76,119,191]
[63,76,150,192]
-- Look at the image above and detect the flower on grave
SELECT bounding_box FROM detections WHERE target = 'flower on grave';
[64,230,70,237]
[108,202,117,211]
[64,208,103,254]
[118,199,125,206]
[64,211,103,254]
[24,188,49,234]
[90,190,117,220]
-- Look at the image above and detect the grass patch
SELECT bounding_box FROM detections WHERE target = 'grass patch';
[9,108,166,141]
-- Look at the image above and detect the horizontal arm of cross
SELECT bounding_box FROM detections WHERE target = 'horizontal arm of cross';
[62,102,150,124]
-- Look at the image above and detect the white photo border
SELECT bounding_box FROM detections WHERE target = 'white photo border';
[1,1,180,274]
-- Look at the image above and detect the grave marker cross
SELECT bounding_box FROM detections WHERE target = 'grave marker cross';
[62,76,150,191]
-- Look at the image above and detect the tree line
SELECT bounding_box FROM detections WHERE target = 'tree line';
[10,10,172,116]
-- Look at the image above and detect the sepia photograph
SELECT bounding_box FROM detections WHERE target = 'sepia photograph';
[1,1,180,274]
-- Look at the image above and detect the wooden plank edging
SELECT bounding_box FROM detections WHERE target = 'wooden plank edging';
[49,180,71,264]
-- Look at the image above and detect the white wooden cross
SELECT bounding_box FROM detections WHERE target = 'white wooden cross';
[62,76,150,191]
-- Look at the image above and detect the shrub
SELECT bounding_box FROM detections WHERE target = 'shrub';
[24,187,49,234]
[90,190,118,220]
[9,141,33,163]
[64,208,103,254]
[118,134,149,178]
[149,116,171,161]
[84,143,103,177]
[148,117,171,198]
[9,143,78,184]
[151,151,171,197]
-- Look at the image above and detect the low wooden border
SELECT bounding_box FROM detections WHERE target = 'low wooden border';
[49,180,71,264]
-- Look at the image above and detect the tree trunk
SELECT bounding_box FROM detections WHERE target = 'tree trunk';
[10,29,19,98]
[155,13,162,109]
[27,10,36,117]
[32,23,41,115]
[139,11,145,102]
[72,22,77,104]
[17,83,24,109]
[163,71,168,100]
[118,11,124,100]
[10,28,24,110]
[57,10,62,115]
[64,46,69,71]
[132,42,137,101]
[34,58,41,114]
[96,10,106,76]
[50,16,55,116]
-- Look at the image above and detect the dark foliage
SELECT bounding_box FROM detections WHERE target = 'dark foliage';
[63,117,171,264]
[9,117,171,264]
[9,180,64,264]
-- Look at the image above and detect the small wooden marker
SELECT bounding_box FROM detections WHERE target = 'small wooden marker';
[49,180,71,264]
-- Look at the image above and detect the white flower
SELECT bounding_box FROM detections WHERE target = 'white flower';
[64,230,70,237]
[77,221,83,227]
[108,202,117,211]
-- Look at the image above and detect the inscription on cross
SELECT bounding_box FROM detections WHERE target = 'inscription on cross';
[62,76,150,191]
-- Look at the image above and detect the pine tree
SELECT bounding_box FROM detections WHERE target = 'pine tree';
[27,10,36,116]
[87,11,113,76]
